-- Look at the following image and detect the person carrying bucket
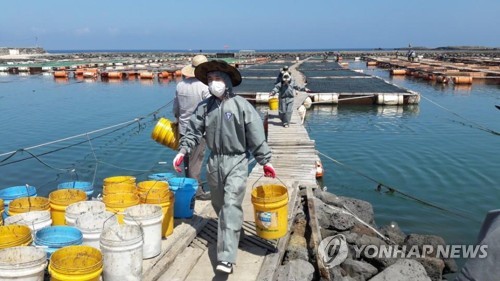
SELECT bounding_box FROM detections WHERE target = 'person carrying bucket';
[173,54,211,200]
[270,70,304,128]
[172,60,276,274]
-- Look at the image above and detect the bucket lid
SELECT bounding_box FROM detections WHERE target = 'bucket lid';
[49,189,87,204]
[8,197,50,212]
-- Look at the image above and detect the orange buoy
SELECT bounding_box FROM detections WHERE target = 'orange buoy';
[139,72,154,79]
[53,71,68,78]
[108,72,123,79]
[315,161,324,178]
[366,61,377,66]
[391,69,406,75]
[174,70,182,77]
[436,75,449,83]
[453,76,473,84]
[158,71,171,79]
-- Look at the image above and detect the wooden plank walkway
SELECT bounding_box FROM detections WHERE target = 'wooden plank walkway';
[143,62,320,281]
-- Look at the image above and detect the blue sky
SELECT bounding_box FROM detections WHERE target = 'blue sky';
[1,0,499,50]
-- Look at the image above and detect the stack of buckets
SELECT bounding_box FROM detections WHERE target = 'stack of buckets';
[151,117,179,150]
[49,189,87,225]
[167,177,198,219]
[102,176,140,224]
[136,180,174,238]
[251,184,289,240]
[0,246,48,280]
[0,185,37,220]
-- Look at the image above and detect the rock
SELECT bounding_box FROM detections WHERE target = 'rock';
[315,198,355,231]
[351,224,378,238]
[320,228,338,239]
[338,196,375,226]
[284,235,309,262]
[416,257,445,281]
[443,258,458,274]
[292,216,307,237]
[276,259,315,281]
[404,234,446,258]
[355,234,387,249]
[370,259,431,281]
[380,221,406,245]
[341,258,378,281]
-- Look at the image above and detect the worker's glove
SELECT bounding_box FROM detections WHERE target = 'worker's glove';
[173,152,185,173]
[263,163,276,178]
[270,91,276,96]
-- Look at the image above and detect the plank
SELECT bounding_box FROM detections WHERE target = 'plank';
[306,185,331,280]
[157,246,205,281]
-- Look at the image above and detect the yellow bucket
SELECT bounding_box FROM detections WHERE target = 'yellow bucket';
[8,197,50,216]
[151,117,179,150]
[103,193,140,224]
[140,191,175,237]
[103,176,136,186]
[137,180,169,195]
[49,189,87,225]
[102,183,137,196]
[0,225,33,249]
[49,245,103,281]
[251,184,288,240]
[269,97,279,110]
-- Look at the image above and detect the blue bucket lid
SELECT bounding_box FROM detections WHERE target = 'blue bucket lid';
[0,186,37,200]
[168,177,198,191]
[148,173,175,181]
[57,181,93,191]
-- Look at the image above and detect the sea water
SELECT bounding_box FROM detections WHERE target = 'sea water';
[0,62,499,269]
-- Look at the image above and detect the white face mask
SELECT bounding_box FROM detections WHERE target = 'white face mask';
[208,80,226,97]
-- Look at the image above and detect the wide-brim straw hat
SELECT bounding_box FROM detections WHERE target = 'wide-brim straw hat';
[181,55,208,77]
[194,60,242,87]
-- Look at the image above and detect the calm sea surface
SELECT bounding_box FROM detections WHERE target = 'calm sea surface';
[1,61,499,259]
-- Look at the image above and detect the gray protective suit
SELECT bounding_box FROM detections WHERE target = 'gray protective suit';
[179,73,272,263]
[272,76,297,126]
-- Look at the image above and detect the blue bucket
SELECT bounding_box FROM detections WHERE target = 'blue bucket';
[167,177,198,218]
[0,185,37,220]
[34,226,83,258]
[57,181,94,198]
[148,173,175,182]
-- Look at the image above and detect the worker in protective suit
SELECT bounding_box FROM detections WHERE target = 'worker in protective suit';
[172,60,276,274]
[271,71,302,127]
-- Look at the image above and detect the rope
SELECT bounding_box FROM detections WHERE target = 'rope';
[317,151,479,222]
[421,94,500,136]
[0,99,175,167]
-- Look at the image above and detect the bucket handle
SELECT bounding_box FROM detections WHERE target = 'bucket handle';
[251,175,289,190]
[104,209,145,241]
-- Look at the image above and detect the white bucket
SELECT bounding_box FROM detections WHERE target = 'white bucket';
[0,246,47,281]
[65,200,106,226]
[75,211,118,249]
[123,204,163,259]
[100,224,143,281]
[4,211,52,238]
